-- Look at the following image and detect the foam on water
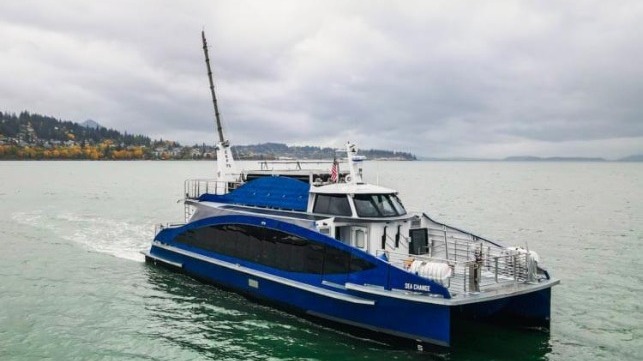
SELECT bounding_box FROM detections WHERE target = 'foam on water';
[11,210,44,225]
[62,213,152,262]
[12,210,151,262]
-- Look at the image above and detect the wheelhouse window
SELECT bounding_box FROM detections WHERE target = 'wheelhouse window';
[313,194,352,216]
[353,194,407,217]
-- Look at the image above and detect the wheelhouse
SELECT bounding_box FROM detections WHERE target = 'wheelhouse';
[308,184,408,219]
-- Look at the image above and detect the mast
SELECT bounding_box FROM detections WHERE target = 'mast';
[202,30,225,144]
[201,31,238,183]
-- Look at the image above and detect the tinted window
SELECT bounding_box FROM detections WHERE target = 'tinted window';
[313,194,352,216]
[354,194,407,217]
[302,243,325,274]
[175,224,372,274]
[353,196,379,217]
[350,253,376,272]
[390,195,407,215]
[236,225,262,262]
[323,246,350,274]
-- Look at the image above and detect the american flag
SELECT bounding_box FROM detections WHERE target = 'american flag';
[330,158,339,183]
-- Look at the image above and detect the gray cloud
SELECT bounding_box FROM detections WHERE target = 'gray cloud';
[1,0,642,158]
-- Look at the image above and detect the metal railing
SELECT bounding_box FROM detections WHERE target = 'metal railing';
[257,159,339,171]
[184,178,242,199]
[154,222,185,238]
[182,179,242,223]
[379,240,538,294]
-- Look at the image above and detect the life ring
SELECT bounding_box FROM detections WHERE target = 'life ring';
[344,175,352,183]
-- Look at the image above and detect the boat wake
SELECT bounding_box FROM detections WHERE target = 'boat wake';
[61,213,152,262]
[12,211,151,262]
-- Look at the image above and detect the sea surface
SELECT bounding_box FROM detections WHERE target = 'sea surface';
[0,160,641,360]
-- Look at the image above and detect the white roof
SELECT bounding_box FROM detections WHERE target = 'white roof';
[310,182,397,195]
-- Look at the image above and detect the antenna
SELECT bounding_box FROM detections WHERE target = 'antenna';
[202,31,225,144]
[200,31,238,182]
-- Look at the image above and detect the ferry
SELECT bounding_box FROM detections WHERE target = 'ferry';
[142,32,559,348]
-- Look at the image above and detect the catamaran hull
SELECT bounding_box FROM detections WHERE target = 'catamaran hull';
[454,287,552,327]
[144,244,553,348]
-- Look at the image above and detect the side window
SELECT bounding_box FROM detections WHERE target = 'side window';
[353,195,379,217]
[281,233,308,272]
[323,246,350,274]
[350,253,376,272]
[313,194,352,216]
[235,225,263,262]
[258,229,277,268]
[313,194,330,214]
[176,224,373,275]
[217,225,239,257]
[303,243,325,274]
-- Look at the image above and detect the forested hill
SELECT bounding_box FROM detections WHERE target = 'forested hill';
[0,111,416,160]
[0,111,150,146]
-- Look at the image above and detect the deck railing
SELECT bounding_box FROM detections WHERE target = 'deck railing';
[184,178,242,199]
[182,179,242,222]
[154,222,185,238]
[379,242,537,294]
[257,159,338,171]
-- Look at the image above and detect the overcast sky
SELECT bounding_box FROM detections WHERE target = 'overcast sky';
[1,1,642,158]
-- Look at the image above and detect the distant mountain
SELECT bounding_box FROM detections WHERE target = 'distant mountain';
[81,119,102,129]
[617,154,643,162]
[503,156,606,162]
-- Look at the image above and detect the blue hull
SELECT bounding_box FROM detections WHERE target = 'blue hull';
[454,287,552,327]
[145,243,553,347]
[147,244,451,345]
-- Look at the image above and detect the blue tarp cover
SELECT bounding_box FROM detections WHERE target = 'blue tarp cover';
[198,176,310,211]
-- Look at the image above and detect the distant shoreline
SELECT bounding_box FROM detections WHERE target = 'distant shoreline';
[419,157,643,162]
[1,158,640,163]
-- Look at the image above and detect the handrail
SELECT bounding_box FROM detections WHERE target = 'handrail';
[184,178,243,199]
[378,244,539,294]
[418,212,504,248]
[257,159,344,171]
[154,222,185,238]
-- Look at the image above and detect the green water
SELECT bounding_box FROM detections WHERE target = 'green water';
[1,161,641,360]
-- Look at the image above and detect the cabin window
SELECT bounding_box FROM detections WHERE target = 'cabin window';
[323,247,350,274]
[353,194,407,217]
[350,253,374,272]
[390,194,407,215]
[313,194,352,216]
[175,224,373,274]
[236,225,263,262]
[355,229,366,248]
